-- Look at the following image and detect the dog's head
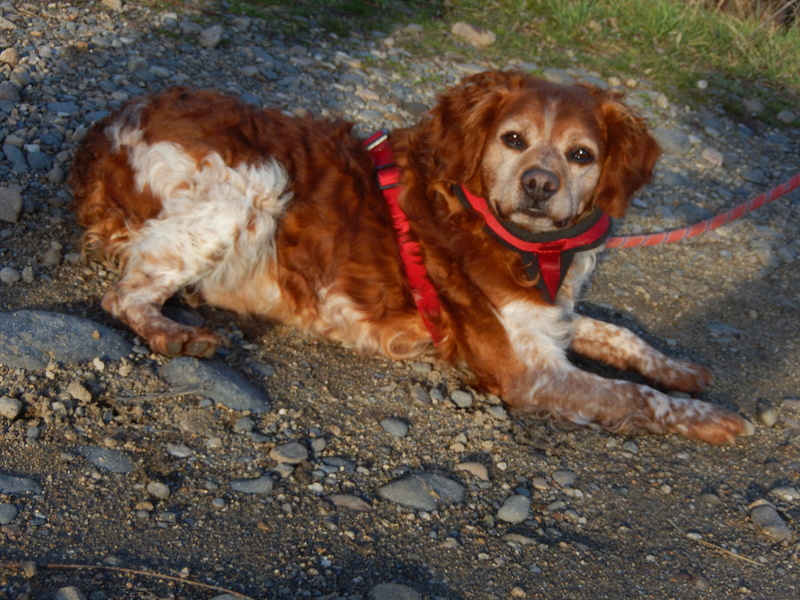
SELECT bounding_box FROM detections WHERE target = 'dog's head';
[428,71,660,232]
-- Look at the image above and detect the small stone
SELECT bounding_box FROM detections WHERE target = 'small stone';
[776,110,797,124]
[699,492,723,505]
[270,442,308,464]
[327,494,372,511]
[367,583,422,600]
[230,474,274,495]
[0,310,133,370]
[652,127,692,155]
[455,462,489,481]
[66,382,92,403]
[0,396,22,419]
[0,267,21,285]
[79,446,135,474]
[159,356,269,413]
[0,81,20,103]
[552,469,577,487]
[0,474,42,494]
[542,67,575,85]
[377,473,465,511]
[408,385,431,407]
[497,494,531,523]
[380,416,409,438]
[199,25,224,49]
[691,573,711,592]
[621,441,639,454]
[450,389,473,408]
[701,147,724,167]
[450,22,496,48]
[146,481,170,500]
[0,186,22,223]
[0,47,20,66]
[743,168,766,185]
[165,443,191,459]
[749,499,792,542]
[743,98,764,114]
[0,502,19,524]
[757,399,778,427]
[696,79,709,89]
[769,485,800,501]
[233,416,255,433]
[54,587,88,600]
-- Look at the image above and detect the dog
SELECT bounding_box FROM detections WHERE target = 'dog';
[69,70,751,443]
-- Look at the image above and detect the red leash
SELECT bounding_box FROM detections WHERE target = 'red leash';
[606,172,800,249]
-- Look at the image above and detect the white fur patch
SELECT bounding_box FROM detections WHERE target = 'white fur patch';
[112,125,293,299]
[499,300,572,369]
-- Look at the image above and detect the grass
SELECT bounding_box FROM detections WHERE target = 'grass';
[209,0,800,124]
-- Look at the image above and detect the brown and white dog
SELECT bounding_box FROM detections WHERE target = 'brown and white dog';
[70,70,751,443]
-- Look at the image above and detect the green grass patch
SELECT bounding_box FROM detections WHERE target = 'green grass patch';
[199,0,800,124]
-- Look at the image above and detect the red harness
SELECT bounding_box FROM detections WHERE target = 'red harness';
[364,131,612,340]
[455,186,611,302]
[364,131,444,345]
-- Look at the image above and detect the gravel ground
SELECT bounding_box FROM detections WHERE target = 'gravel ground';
[1,2,800,599]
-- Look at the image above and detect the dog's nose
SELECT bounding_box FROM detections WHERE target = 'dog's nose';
[521,168,560,204]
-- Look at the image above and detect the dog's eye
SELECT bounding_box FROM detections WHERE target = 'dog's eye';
[501,132,527,150]
[569,148,594,164]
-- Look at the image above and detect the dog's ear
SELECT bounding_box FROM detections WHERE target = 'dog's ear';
[594,92,661,217]
[427,71,522,185]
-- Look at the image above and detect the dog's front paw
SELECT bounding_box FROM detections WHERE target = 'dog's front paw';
[666,397,753,444]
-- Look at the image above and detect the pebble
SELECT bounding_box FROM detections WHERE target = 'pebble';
[757,399,778,427]
[270,442,309,464]
[380,416,409,438]
[328,494,373,511]
[0,502,19,524]
[749,499,793,542]
[66,381,92,403]
[0,395,22,419]
[450,389,473,408]
[450,22,496,49]
[0,473,43,494]
[701,147,724,167]
[769,485,800,501]
[159,356,270,413]
[146,481,171,500]
[78,446,135,474]
[543,67,575,85]
[0,267,21,284]
[621,440,639,454]
[199,25,224,49]
[0,185,23,223]
[229,474,274,495]
[552,469,578,487]
[377,473,466,511]
[54,587,88,600]
[652,127,692,155]
[455,462,489,481]
[743,168,766,185]
[497,494,531,523]
[234,416,255,433]
[0,310,133,370]
[367,583,422,600]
